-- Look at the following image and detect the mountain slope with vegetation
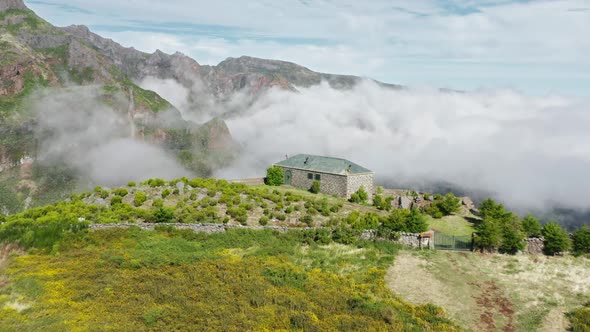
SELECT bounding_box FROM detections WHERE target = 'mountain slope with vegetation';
[0,177,465,331]
[0,176,588,331]
[0,1,238,213]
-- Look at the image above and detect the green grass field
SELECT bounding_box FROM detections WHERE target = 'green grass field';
[426,215,477,236]
[0,228,460,331]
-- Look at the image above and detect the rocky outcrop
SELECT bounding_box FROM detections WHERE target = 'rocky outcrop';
[0,0,27,12]
[524,237,544,255]
[399,196,413,209]
[202,117,238,151]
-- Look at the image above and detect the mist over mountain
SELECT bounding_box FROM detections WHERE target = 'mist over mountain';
[0,0,588,227]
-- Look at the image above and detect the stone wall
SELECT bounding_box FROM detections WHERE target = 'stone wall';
[281,166,348,197]
[360,230,433,249]
[346,173,374,199]
[524,237,544,255]
[89,223,298,233]
[89,223,436,249]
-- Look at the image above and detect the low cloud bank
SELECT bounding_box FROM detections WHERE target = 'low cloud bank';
[217,81,590,215]
[33,86,190,187]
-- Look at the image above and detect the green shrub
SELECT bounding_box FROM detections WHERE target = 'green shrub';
[573,226,590,255]
[349,186,368,204]
[153,207,175,223]
[127,181,136,187]
[542,222,572,255]
[134,192,147,207]
[425,193,460,217]
[405,208,428,233]
[479,198,510,220]
[522,214,542,237]
[0,214,88,251]
[300,215,313,226]
[259,216,269,226]
[113,188,128,197]
[110,196,123,205]
[152,198,163,208]
[438,193,460,215]
[100,190,110,199]
[381,208,427,233]
[567,303,590,332]
[474,218,502,252]
[147,178,166,187]
[499,222,526,254]
[161,189,171,199]
[266,166,284,186]
[173,189,180,195]
[332,227,358,245]
[373,195,392,211]
[310,180,320,194]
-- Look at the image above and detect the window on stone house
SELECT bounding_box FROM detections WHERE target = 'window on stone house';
[315,174,321,181]
[308,173,313,179]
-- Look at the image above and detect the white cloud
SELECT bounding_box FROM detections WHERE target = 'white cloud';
[216,82,590,212]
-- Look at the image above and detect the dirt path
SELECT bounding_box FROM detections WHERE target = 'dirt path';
[385,252,478,330]
[538,307,569,332]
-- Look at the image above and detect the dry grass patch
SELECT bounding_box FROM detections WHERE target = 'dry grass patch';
[386,250,590,332]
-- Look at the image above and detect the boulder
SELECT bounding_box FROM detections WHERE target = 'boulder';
[176,181,185,195]
[399,196,413,209]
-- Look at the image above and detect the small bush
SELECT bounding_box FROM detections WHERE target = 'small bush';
[134,192,147,207]
[425,193,460,217]
[300,215,313,226]
[349,186,368,204]
[567,304,590,332]
[127,181,136,187]
[259,216,269,226]
[113,188,128,197]
[373,195,392,211]
[148,178,166,187]
[110,196,123,205]
[310,181,320,194]
[152,198,163,208]
[266,166,284,186]
[161,189,171,199]
[153,207,175,223]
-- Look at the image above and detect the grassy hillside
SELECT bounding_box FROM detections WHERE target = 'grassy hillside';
[0,226,460,331]
[387,250,590,332]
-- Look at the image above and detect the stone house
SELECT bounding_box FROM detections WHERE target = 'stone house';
[274,154,374,199]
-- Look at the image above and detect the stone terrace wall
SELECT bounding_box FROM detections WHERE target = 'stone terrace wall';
[89,223,297,234]
[89,223,435,249]
[524,237,544,255]
[360,230,433,249]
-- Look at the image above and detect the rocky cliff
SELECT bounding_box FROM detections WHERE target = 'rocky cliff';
[0,2,237,212]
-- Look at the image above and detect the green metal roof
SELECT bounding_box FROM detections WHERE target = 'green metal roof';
[275,154,372,175]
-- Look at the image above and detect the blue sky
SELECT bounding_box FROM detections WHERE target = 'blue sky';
[25,0,590,96]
